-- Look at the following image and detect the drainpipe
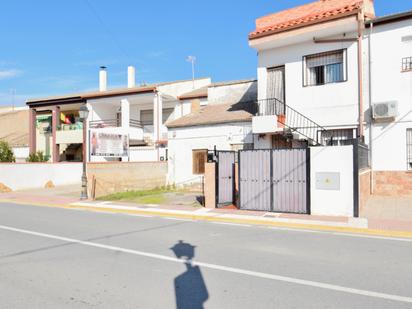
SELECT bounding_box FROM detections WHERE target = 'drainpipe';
[357,11,365,139]
[368,22,375,194]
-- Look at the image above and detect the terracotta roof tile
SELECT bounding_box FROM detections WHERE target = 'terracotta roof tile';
[166,102,256,128]
[250,0,365,39]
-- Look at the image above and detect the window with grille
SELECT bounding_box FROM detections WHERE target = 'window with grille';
[407,129,412,170]
[192,149,208,175]
[320,129,356,146]
[402,57,412,72]
[303,50,346,86]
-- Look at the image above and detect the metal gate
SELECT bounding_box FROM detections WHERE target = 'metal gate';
[239,149,310,214]
[216,151,236,207]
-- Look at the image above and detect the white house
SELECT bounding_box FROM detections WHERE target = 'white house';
[26,67,211,163]
[249,0,412,195]
[0,107,30,162]
[166,80,256,186]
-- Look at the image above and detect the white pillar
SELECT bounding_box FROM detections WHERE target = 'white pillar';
[153,93,163,141]
[121,99,130,129]
[99,67,107,92]
[127,66,136,88]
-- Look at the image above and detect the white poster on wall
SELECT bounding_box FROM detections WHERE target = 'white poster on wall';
[90,132,129,157]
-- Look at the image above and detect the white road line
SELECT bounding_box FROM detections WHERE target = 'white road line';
[212,222,251,228]
[1,224,411,304]
[264,226,412,242]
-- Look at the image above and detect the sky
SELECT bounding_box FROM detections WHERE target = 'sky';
[0,0,411,106]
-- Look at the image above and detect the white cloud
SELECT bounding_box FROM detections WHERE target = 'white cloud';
[0,69,22,80]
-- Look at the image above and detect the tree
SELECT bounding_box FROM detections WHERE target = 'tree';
[0,141,15,162]
[26,151,49,162]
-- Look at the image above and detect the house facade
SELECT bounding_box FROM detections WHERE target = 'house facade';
[167,80,256,186]
[249,0,412,195]
[26,67,210,164]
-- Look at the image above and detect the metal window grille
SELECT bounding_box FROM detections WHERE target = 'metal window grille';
[407,129,412,170]
[358,142,370,170]
[402,57,412,71]
[304,50,345,86]
[320,129,357,146]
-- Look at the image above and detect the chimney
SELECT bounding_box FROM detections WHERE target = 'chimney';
[99,66,107,92]
[127,66,136,88]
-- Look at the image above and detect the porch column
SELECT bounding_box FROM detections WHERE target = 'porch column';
[29,108,37,154]
[153,93,163,142]
[52,105,60,162]
[121,99,130,129]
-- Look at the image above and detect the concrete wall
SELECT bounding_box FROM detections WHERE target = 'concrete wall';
[87,162,168,198]
[359,169,372,211]
[310,145,354,217]
[167,122,253,186]
[0,163,82,191]
[12,146,29,162]
[366,19,412,172]
[204,162,216,209]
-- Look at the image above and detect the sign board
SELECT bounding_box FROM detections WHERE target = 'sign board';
[316,172,340,191]
[90,132,129,157]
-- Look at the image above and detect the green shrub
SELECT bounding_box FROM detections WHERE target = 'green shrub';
[0,141,15,162]
[26,151,49,162]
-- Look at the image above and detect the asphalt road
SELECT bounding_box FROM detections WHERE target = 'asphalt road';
[0,202,411,309]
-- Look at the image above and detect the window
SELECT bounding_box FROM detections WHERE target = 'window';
[320,129,356,146]
[402,57,412,72]
[140,110,153,126]
[192,149,208,175]
[304,50,346,86]
[407,129,412,170]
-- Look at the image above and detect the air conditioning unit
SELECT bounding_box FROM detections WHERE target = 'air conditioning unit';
[372,101,398,120]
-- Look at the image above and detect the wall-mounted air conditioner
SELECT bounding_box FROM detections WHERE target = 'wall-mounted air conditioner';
[372,101,398,121]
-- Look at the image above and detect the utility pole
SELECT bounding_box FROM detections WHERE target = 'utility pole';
[10,88,16,111]
[186,56,196,89]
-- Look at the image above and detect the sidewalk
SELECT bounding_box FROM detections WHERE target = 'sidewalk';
[1,187,412,238]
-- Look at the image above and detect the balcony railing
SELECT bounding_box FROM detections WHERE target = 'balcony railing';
[89,118,143,129]
[254,98,361,146]
[255,98,329,145]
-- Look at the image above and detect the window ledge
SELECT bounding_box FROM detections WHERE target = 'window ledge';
[401,69,412,73]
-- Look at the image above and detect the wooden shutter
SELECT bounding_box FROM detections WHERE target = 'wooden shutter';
[192,149,208,175]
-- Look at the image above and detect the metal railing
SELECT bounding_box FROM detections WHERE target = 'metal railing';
[89,118,143,129]
[358,141,370,170]
[255,98,329,145]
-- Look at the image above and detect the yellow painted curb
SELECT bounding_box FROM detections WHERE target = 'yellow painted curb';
[1,198,412,239]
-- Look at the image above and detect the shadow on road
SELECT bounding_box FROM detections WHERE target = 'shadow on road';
[171,240,209,309]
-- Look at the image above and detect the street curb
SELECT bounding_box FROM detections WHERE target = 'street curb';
[2,198,412,239]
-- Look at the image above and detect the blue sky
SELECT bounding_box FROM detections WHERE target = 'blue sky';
[1,0,411,106]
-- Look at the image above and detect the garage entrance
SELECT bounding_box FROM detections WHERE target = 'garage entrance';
[238,148,310,214]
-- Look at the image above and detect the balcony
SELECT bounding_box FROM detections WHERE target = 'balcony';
[56,123,83,144]
[89,118,144,141]
[252,98,330,145]
[252,98,285,134]
[89,118,143,129]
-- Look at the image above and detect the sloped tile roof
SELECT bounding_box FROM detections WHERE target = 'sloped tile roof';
[178,87,208,100]
[250,0,364,39]
[166,102,256,128]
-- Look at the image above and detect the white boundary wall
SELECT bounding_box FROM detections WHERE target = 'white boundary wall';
[0,163,82,191]
[310,145,354,217]
[168,122,253,186]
